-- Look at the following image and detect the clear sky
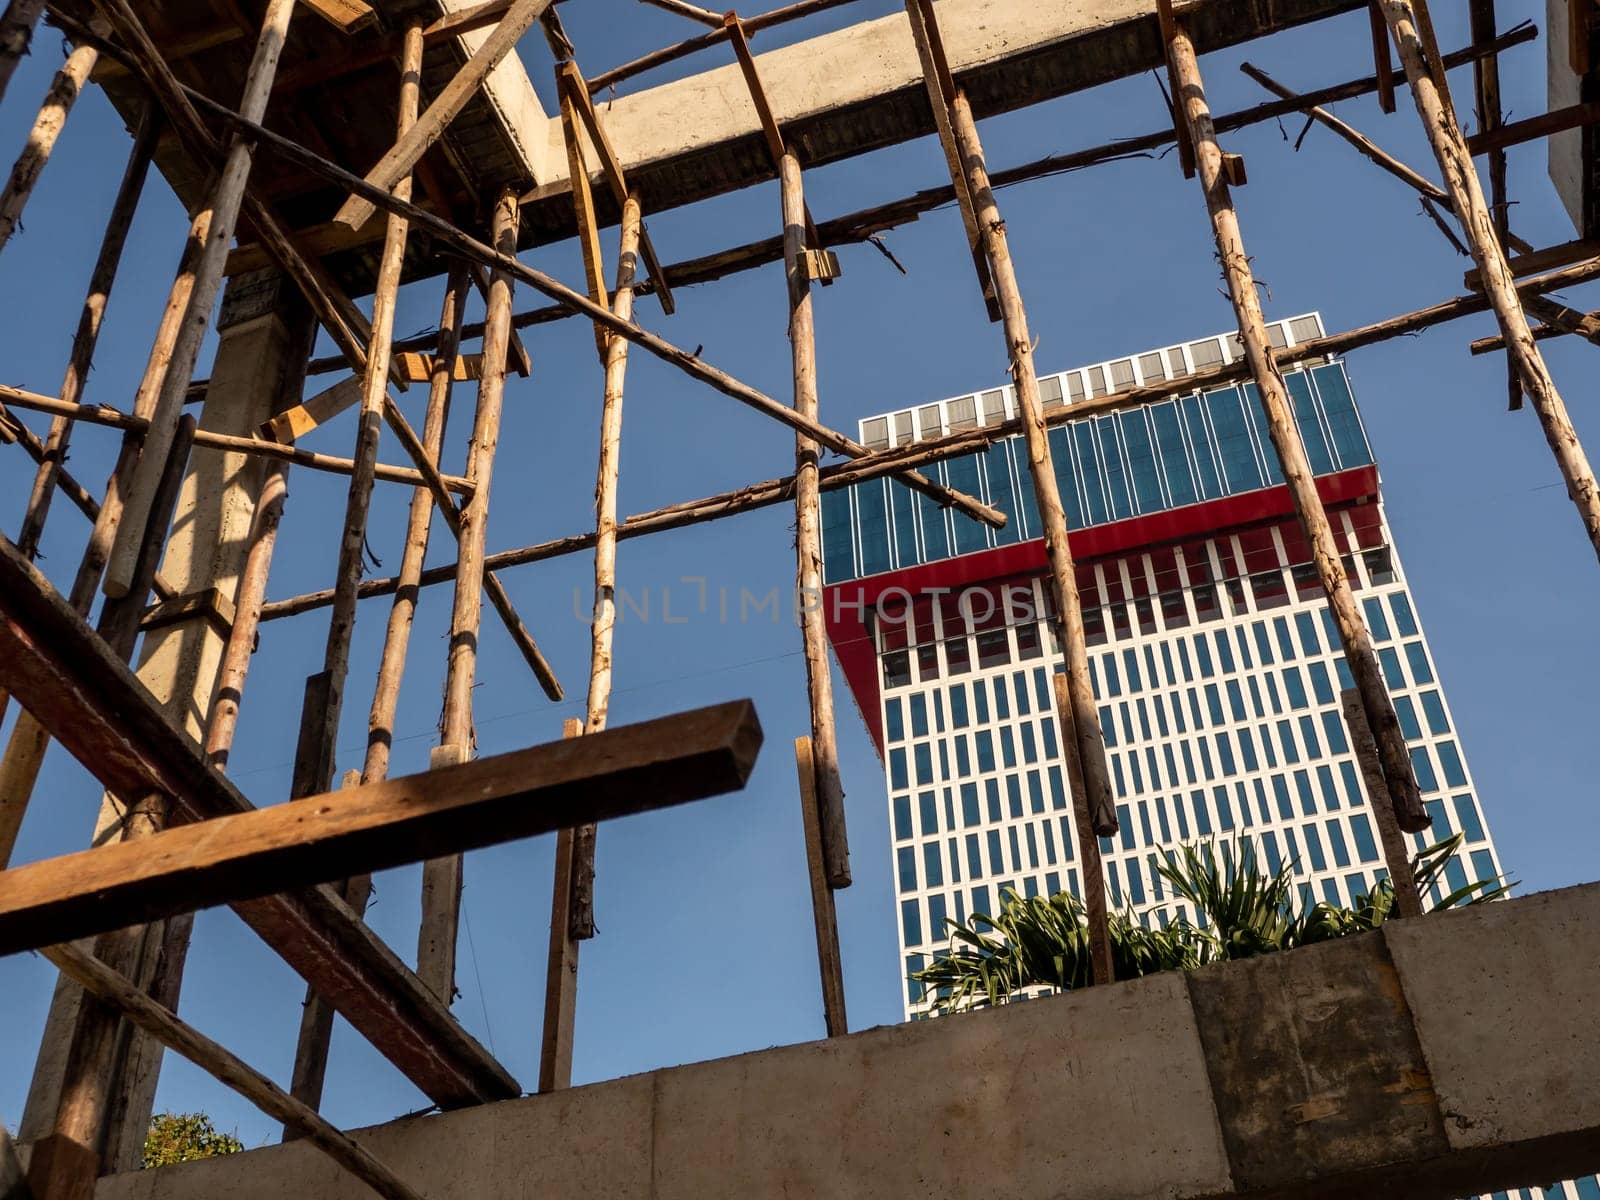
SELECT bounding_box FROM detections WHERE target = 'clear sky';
[2,0,1595,1152]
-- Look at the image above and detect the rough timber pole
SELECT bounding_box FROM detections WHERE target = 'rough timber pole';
[13,108,158,562]
[420,187,519,1003]
[0,0,46,106]
[300,18,422,801]
[1054,672,1114,985]
[99,0,296,598]
[905,1,1117,858]
[0,21,105,256]
[1164,16,1428,833]
[538,719,585,1092]
[288,272,469,1125]
[782,151,850,887]
[1379,0,1600,559]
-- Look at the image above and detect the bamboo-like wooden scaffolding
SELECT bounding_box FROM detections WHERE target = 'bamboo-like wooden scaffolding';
[6,1,1600,1191]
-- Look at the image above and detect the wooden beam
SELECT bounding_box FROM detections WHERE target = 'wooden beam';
[1054,672,1114,986]
[1341,690,1423,920]
[268,0,516,95]
[0,700,762,954]
[1167,6,1428,832]
[331,0,554,230]
[297,0,376,35]
[0,29,103,257]
[794,737,846,1035]
[0,529,520,1107]
[41,941,427,1200]
[1472,297,1600,353]
[557,72,611,362]
[1368,0,1396,112]
[557,61,675,313]
[1465,99,1600,156]
[1466,236,1600,288]
[639,0,724,28]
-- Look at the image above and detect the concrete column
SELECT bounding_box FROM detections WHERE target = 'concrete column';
[18,270,313,1175]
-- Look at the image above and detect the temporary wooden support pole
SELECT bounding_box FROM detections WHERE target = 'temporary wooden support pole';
[149,79,1006,530]
[561,193,645,947]
[901,0,998,321]
[259,247,1600,626]
[557,67,612,363]
[0,0,46,106]
[1466,0,1518,409]
[331,0,554,230]
[1379,0,1600,563]
[13,107,157,561]
[1341,690,1423,920]
[1474,296,1600,353]
[794,737,847,1034]
[203,465,289,771]
[1164,11,1428,834]
[0,23,105,257]
[99,0,298,600]
[301,18,424,803]
[419,188,521,1003]
[0,381,474,494]
[538,718,584,1093]
[907,0,1117,840]
[40,941,429,1200]
[782,151,850,887]
[1053,673,1115,986]
[0,700,763,954]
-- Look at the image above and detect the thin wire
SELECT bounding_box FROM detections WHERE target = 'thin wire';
[461,904,496,1056]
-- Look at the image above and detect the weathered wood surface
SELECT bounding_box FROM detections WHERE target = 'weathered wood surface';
[0,700,763,955]
[0,27,102,256]
[0,529,519,1107]
[538,719,584,1092]
[795,737,847,1035]
[1165,8,1427,832]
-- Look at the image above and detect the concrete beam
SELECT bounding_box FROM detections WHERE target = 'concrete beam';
[96,882,1600,1200]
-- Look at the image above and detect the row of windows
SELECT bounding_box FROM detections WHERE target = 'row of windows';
[824,363,1373,584]
[861,315,1327,453]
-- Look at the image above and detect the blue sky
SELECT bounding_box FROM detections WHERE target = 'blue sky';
[2,0,1596,1150]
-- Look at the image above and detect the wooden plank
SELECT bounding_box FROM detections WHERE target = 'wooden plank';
[794,738,847,1036]
[1368,0,1396,112]
[260,375,363,442]
[557,62,675,314]
[42,941,427,1200]
[396,350,484,381]
[557,77,611,362]
[1465,99,1600,156]
[0,529,518,1107]
[1466,236,1600,289]
[331,0,554,230]
[297,0,376,35]
[0,701,762,955]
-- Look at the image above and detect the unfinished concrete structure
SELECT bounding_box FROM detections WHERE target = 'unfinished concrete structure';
[0,0,1598,1197]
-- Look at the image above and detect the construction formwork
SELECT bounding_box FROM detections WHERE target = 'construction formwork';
[0,1,1596,1197]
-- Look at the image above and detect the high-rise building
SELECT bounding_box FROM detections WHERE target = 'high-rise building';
[818,313,1594,1200]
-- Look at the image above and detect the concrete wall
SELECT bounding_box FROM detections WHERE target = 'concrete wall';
[1546,0,1587,234]
[99,881,1600,1200]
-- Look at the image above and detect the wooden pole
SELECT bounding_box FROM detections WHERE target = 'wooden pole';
[419,186,520,1004]
[100,0,298,598]
[1379,0,1600,562]
[300,18,423,802]
[908,0,1116,841]
[1341,690,1423,920]
[13,107,158,562]
[40,941,429,1200]
[794,737,847,1034]
[782,151,851,887]
[538,718,584,1092]
[1165,14,1428,834]
[562,192,645,948]
[202,464,289,770]
[0,23,105,256]
[1054,673,1114,986]
[0,0,46,106]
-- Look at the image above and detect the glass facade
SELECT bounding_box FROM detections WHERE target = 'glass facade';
[823,361,1373,585]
